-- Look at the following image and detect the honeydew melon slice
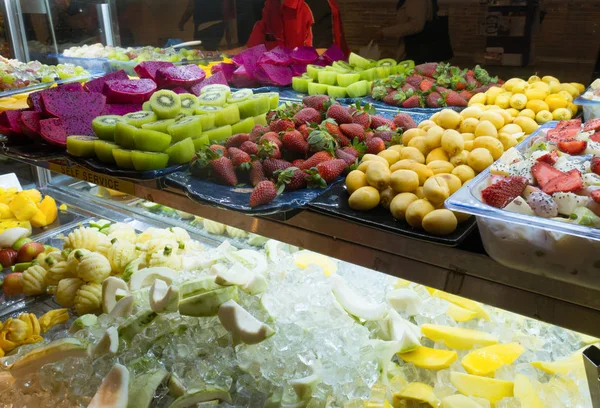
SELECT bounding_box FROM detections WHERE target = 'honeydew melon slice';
[307,82,328,96]
[169,388,232,408]
[118,310,158,342]
[129,368,169,408]
[218,299,275,344]
[10,338,88,378]
[179,276,221,298]
[337,73,361,88]
[88,363,130,408]
[398,346,458,370]
[129,267,178,291]
[331,275,388,321]
[421,324,498,350]
[69,314,98,334]
[149,278,180,313]
[450,371,514,403]
[327,86,347,98]
[289,364,322,401]
[178,286,239,317]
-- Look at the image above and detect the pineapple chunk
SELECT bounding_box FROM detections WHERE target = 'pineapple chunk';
[8,193,38,221]
[21,189,42,203]
[461,342,525,376]
[0,203,12,219]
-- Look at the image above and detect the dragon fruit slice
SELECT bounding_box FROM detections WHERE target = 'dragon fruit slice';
[322,44,345,63]
[290,62,308,76]
[211,63,236,82]
[190,71,228,96]
[234,44,267,80]
[28,82,84,112]
[104,79,157,104]
[58,82,85,92]
[0,111,23,135]
[155,65,206,89]
[134,61,175,81]
[84,70,128,94]
[41,92,106,119]
[231,66,259,88]
[258,64,293,87]
[172,87,190,94]
[101,104,143,116]
[258,46,292,66]
[18,111,41,140]
[291,46,318,64]
[313,56,329,67]
[39,116,95,146]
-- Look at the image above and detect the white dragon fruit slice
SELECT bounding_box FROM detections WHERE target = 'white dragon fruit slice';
[527,191,559,218]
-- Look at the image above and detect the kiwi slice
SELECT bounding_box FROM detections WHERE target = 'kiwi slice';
[327,86,348,99]
[134,129,172,152]
[214,104,241,127]
[142,101,152,111]
[317,70,338,86]
[227,89,253,104]
[165,137,196,165]
[306,64,325,81]
[349,53,371,69]
[131,151,169,171]
[231,117,255,135]
[94,140,119,164]
[336,73,361,88]
[150,90,182,119]
[168,116,203,142]
[141,119,175,134]
[114,122,139,149]
[112,148,134,169]
[201,84,231,95]
[197,113,216,131]
[197,91,227,107]
[92,115,126,141]
[124,111,158,127]
[238,95,269,119]
[374,67,388,79]
[292,76,313,93]
[180,94,199,116]
[329,66,351,75]
[346,80,370,98]
[254,114,268,126]
[360,68,377,81]
[196,105,222,115]
[192,134,210,151]
[67,136,97,158]
[377,58,397,68]
[308,82,329,96]
[266,92,279,110]
[202,125,232,143]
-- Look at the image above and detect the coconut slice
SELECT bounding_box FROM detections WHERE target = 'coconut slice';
[118,310,158,342]
[215,263,253,286]
[128,368,168,408]
[87,363,129,408]
[102,277,129,314]
[169,388,232,408]
[149,279,180,313]
[129,267,177,291]
[0,227,30,248]
[233,249,267,275]
[178,286,238,317]
[218,299,275,345]
[289,363,322,401]
[331,275,388,321]
[90,326,119,358]
[110,295,135,318]
[386,288,422,316]
[179,276,221,298]
[10,338,88,378]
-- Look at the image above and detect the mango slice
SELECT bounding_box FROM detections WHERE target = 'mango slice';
[450,371,514,403]
[531,352,583,375]
[293,251,337,276]
[398,346,458,370]
[394,278,412,288]
[421,324,498,350]
[441,394,486,408]
[0,203,12,219]
[8,193,38,221]
[432,290,490,320]
[21,189,42,204]
[580,333,600,345]
[393,382,439,408]
[514,374,544,408]
[446,304,477,322]
[38,196,58,226]
[461,342,525,376]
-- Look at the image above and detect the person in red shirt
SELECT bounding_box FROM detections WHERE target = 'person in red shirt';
[247,0,349,55]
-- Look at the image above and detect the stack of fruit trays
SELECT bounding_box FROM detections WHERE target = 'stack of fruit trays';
[0,57,89,92]
[372,62,502,109]
[62,43,211,63]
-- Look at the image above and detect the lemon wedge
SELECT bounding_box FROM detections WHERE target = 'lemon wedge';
[450,371,514,403]
[421,324,498,350]
[293,251,338,276]
[446,304,477,322]
[393,382,439,408]
[514,374,544,408]
[461,342,524,376]
[398,346,458,370]
[432,290,490,320]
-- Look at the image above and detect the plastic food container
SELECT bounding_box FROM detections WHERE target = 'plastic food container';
[446,121,600,289]
[574,80,600,121]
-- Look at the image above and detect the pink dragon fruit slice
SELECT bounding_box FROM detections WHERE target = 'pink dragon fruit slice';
[28,82,84,112]
[322,44,345,63]
[84,70,128,94]
[258,46,292,66]
[103,79,157,104]
[231,66,259,88]
[258,64,293,87]
[0,111,23,135]
[290,62,308,76]
[172,88,190,94]
[291,46,318,64]
[18,111,41,140]
[39,118,68,147]
[134,61,175,81]
[190,71,229,96]
[41,92,106,119]
[313,55,329,67]
[58,82,85,92]
[155,65,206,89]
[211,63,236,82]
[101,104,143,116]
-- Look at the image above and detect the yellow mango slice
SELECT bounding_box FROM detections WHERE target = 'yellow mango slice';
[450,371,513,403]
[514,374,543,408]
[398,346,458,370]
[580,333,600,345]
[393,382,439,408]
[0,219,31,234]
[446,304,477,322]
[59,204,68,211]
[432,290,490,320]
[461,342,525,376]
[37,196,57,226]
[29,211,47,228]
[8,193,38,221]
[531,352,583,375]
[293,251,337,276]
[441,394,486,408]
[21,189,42,204]
[0,203,12,219]
[394,278,411,288]
[421,324,498,350]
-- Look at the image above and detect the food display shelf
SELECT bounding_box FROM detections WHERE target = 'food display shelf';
[7,154,600,338]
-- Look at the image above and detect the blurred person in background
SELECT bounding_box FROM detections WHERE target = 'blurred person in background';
[179,0,229,50]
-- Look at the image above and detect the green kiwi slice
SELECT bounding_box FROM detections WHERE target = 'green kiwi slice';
[197,113,216,131]
[112,148,134,169]
[238,95,269,119]
[134,129,172,152]
[346,80,370,98]
[317,70,338,86]
[327,85,348,98]
[375,67,387,79]
[214,104,241,127]
[141,119,175,134]
[265,92,279,109]
[114,122,139,149]
[231,117,255,135]
[306,64,325,81]
[308,82,329,96]
[165,137,196,165]
[142,101,152,111]
[333,60,353,71]
[253,113,268,126]
[197,91,227,107]
[292,76,313,93]
[66,136,97,158]
[94,140,119,164]
[360,68,377,81]
[336,73,361,88]
[349,53,370,69]
[200,84,231,95]
[150,90,182,119]
[329,66,351,74]
[192,134,210,151]
[168,116,203,142]
[92,115,126,141]
[196,105,222,115]
[202,125,232,143]
[180,94,199,116]
[124,111,158,127]
[227,89,253,104]
[131,151,169,171]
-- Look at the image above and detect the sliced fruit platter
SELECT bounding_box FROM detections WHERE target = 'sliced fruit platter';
[62,43,216,63]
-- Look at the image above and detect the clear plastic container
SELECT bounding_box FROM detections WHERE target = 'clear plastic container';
[574,82,600,121]
[446,121,600,289]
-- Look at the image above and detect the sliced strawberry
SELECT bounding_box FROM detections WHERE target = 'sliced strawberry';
[591,157,600,176]
[536,151,559,165]
[481,176,528,208]
[556,119,582,130]
[546,128,579,143]
[542,169,583,195]
[531,161,564,190]
[592,190,600,204]
[590,133,600,143]
[584,118,600,133]
[557,140,587,155]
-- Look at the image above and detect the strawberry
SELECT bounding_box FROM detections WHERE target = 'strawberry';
[414,63,437,78]
[298,124,311,140]
[250,124,269,141]
[542,169,583,194]
[374,129,397,143]
[383,91,402,107]
[366,137,385,154]
[266,111,277,122]
[426,92,444,108]
[315,159,347,184]
[269,118,295,133]
[302,95,331,112]
[352,111,372,129]
[225,134,250,149]
[471,85,493,94]
[340,123,366,142]
[591,157,600,176]
[282,129,309,155]
[299,151,333,170]
[343,144,364,158]
[326,104,353,124]
[536,150,559,165]
[292,159,305,167]
[546,128,579,143]
[532,161,564,190]
[393,113,417,131]
[239,141,259,156]
[259,132,282,148]
[405,75,424,88]
[459,90,473,101]
[591,133,600,143]
[276,167,308,191]
[307,130,338,153]
[556,119,582,130]
[211,156,238,186]
[584,118,600,133]
[293,107,322,126]
[249,161,266,186]
[323,120,350,146]
[420,79,434,92]
[257,140,282,159]
[402,83,417,93]
[481,176,528,208]
[335,149,357,166]
[557,140,587,155]
[249,181,278,207]
[402,95,421,108]
[592,190,600,204]
[444,91,468,107]
[262,158,292,177]
[209,144,228,157]
[370,115,394,130]
[228,147,251,167]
